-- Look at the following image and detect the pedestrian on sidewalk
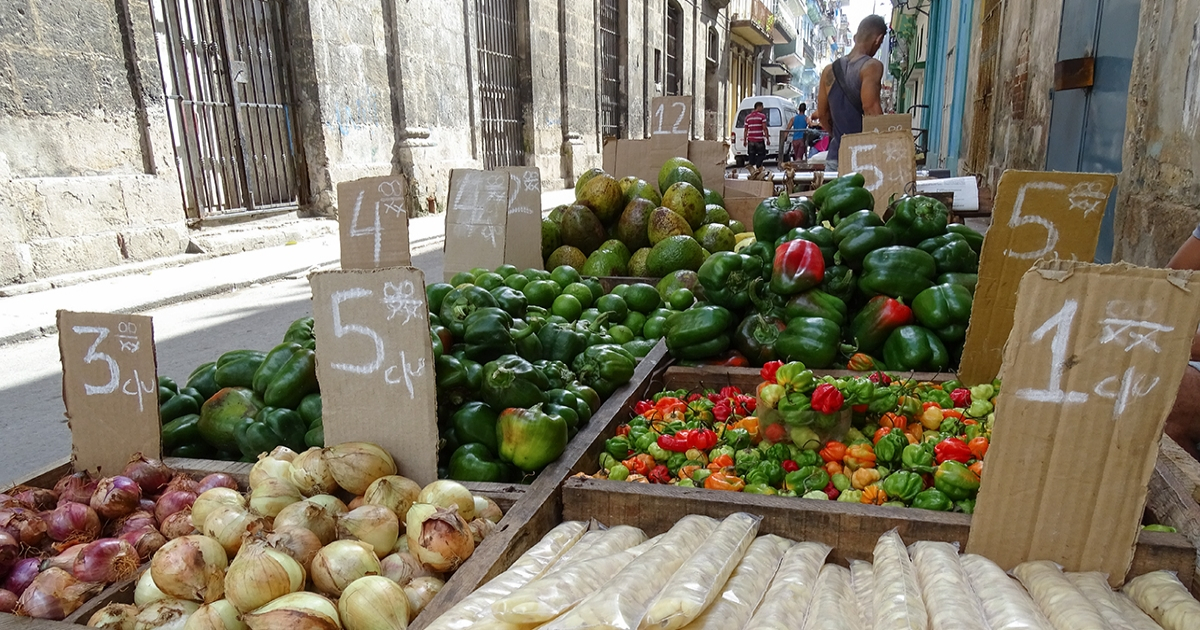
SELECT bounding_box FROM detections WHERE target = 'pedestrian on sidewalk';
[743,102,769,169]
[817,15,887,172]
[784,104,810,162]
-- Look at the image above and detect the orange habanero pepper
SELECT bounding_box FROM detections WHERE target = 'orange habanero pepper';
[705,471,746,492]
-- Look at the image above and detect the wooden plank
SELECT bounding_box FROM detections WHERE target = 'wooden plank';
[1145,439,1200,597]
[7,459,73,490]
[63,567,144,624]
[1054,56,1095,91]
[1158,436,1200,503]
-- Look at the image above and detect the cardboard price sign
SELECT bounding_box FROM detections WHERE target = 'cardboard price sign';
[967,260,1200,585]
[650,96,693,138]
[443,167,542,282]
[58,311,160,475]
[338,175,411,269]
[862,114,912,134]
[837,130,915,214]
[311,268,438,486]
[959,170,1116,384]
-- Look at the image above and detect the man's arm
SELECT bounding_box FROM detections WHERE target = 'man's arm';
[1168,234,1200,270]
[860,59,884,116]
[816,66,833,133]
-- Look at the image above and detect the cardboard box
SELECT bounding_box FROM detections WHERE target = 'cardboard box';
[722,179,775,229]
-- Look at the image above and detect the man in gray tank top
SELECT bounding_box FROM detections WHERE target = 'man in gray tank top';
[816,15,887,171]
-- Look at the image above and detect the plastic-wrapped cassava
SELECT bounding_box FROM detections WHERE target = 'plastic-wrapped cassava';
[545,526,647,576]
[799,564,858,630]
[1066,572,1162,630]
[909,541,988,630]
[1109,585,1168,630]
[1012,560,1113,630]
[680,534,793,630]
[851,560,876,630]
[960,554,1053,630]
[742,541,832,630]
[424,520,589,630]
[1123,570,1200,630]
[641,513,762,629]
[539,515,720,630]
[872,530,928,630]
[491,536,656,624]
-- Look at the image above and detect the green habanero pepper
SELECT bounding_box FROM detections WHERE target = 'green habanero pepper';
[912,488,953,511]
[784,466,830,494]
[881,470,923,503]
[874,428,908,465]
[934,460,980,501]
[605,436,632,460]
[901,442,937,474]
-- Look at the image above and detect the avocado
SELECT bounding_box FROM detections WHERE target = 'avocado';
[703,188,726,208]
[661,181,707,230]
[546,245,587,271]
[542,219,561,260]
[596,239,632,265]
[616,198,656,251]
[647,206,694,245]
[574,168,605,197]
[646,235,706,276]
[628,248,652,277]
[657,269,702,301]
[703,204,730,225]
[623,179,662,207]
[581,249,627,276]
[658,158,702,194]
[577,174,625,225]
[694,224,736,253]
[559,204,607,254]
[547,204,568,225]
[729,219,746,234]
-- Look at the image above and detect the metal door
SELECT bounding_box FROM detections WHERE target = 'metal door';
[1045,0,1139,262]
[665,2,683,95]
[150,0,302,221]
[598,0,623,138]
[476,0,526,169]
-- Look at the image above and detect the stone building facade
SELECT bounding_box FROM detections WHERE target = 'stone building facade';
[0,0,731,286]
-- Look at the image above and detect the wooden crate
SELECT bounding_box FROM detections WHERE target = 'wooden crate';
[1145,436,1200,596]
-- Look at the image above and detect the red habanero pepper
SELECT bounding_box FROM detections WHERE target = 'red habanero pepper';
[760,360,784,384]
[689,393,705,402]
[713,402,733,422]
[720,386,743,399]
[873,427,892,444]
[623,454,655,476]
[820,441,847,463]
[764,422,789,443]
[922,401,943,411]
[648,465,671,484]
[633,400,653,415]
[934,438,972,464]
[615,424,631,437]
[688,429,719,451]
[941,409,964,421]
[781,459,800,473]
[968,436,989,460]
[823,482,840,500]
[710,453,734,468]
[950,388,972,408]
[743,397,757,412]
[868,371,892,386]
[811,383,845,414]
[657,432,691,453]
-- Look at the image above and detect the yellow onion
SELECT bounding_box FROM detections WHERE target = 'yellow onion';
[416,481,475,521]
[306,495,349,516]
[322,443,396,495]
[265,528,322,573]
[248,457,294,491]
[274,501,337,545]
[135,569,169,607]
[266,446,297,462]
[468,518,495,545]
[473,496,503,524]
[289,449,337,497]
[392,537,409,554]
[183,600,245,630]
[249,477,301,518]
[405,504,474,572]
[224,540,305,613]
[15,567,103,620]
[242,592,340,630]
[134,599,199,630]
[362,476,420,520]
[310,540,381,597]
[379,553,436,587]
[88,603,138,630]
[402,577,443,621]
[337,576,409,630]
[337,506,398,557]
[347,497,365,510]
[150,535,228,603]
[191,489,246,530]
[160,510,198,540]
[202,506,265,556]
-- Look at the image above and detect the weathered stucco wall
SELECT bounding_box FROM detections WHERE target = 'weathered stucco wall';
[1112,0,1200,266]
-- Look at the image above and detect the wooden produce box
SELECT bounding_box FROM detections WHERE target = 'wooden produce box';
[1145,436,1200,596]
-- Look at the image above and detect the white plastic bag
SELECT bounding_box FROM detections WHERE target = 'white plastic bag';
[424,520,589,630]
[1012,560,1112,630]
[909,541,988,630]
[960,554,1053,630]
[872,530,927,630]
[742,541,832,630]
[799,564,858,630]
[547,525,648,576]
[1123,571,1200,630]
[1066,572,1162,630]
[680,534,794,630]
[540,515,720,630]
[641,513,761,629]
[851,560,875,630]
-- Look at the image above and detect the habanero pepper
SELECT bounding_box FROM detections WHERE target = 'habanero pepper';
[934,460,980,500]
[819,441,847,463]
[968,436,989,460]
[810,383,844,414]
[760,360,784,384]
[843,442,877,471]
[934,437,972,464]
[950,388,972,408]
[705,471,746,492]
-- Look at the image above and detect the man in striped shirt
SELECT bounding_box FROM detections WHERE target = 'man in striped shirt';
[743,102,769,168]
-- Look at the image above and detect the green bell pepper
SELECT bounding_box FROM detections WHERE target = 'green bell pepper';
[297,393,322,427]
[448,443,515,482]
[159,389,200,423]
[198,387,260,453]
[850,295,914,354]
[698,252,762,310]
[931,238,979,275]
[572,344,637,397]
[214,350,266,389]
[832,210,884,244]
[544,402,580,439]
[282,317,316,350]
[776,317,843,368]
[186,362,221,400]
[883,326,950,372]
[439,285,499,338]
[252,342,304,395]
[435,354,483,396]
[451,402,499,453]
[263,347,318,410]
[538,323,587,365]
[881,470,923,503]
[836,225,896,269]
[753,193,812,245]
[784,289,847,325]
[780,226,836,266]
[489,286,528,319]
[874,428,908,465]
[742,241,776,282]
[162,413,201,451]
[901,442,937,474]
[814,173,873,223]
[567,381,601,414]
[819,264,857,304]
[534,360,576,390]
[496,404,569,471]
[463,307,516,363]
[885,196,949,245]
[859,246,937,301]
[912,488,953,511]
[546,388,590,425]
[912,284,974,344]
[481,355,549,409]
[305,423,323,448]
[235,407,307,457]
[938,272,978,295]
[426,282,455,314]
[664,306,734,360]
[812,172,865,206]
[934,460,980,501]
[733,313,787,366]
[168,443,216,459]
[946,223,984,254]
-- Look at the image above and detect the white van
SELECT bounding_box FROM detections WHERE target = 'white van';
[730,95,800,166]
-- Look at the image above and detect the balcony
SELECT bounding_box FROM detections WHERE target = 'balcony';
[770,0,798,43]
[730,0,774,46]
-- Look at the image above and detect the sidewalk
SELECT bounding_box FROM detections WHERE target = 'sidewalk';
[0,187,574,346]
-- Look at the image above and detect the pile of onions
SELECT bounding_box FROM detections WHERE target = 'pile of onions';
[150,535,228,603]
[0,530,19,573]
[195,474,237,494]
[47,501,101,542]
[310,540,380,596]
[91,476,142,520]
[134,598,199,630]
[135,569,168,607]
[9,487,57,511]
[363,475,420,519]
[417,481,475,521]
[160,510,198,540]
[0,589,14,613]
[405,504,474,572]
[122,455,174,495]
[184,599,243,630]
[73,538,140,582]
[403,576,444,620]
[241,592,339,630]
[120,527,168,560]
[87,602,138,630]
[338,575,408,630]
[16,567,103,620]
[4,557,40,595]
[155,490,197,524]
[322,443,396,495]
[288,449,337,497]
[336,505,398,557]
[380,552,435,587]
[54,472,98,505]
[201,506,264,556]
[274,501,336,545]
[191,489,245,529]
[248,479,301,519]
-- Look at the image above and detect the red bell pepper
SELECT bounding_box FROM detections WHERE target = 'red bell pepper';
[770,240,826,295]
[811,383,844,414]
[760,360,784,384]
[850,295,914,353]
[934,437,972,464]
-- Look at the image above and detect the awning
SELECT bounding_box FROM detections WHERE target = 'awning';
[776,53,804,70]
[761,62,791,77]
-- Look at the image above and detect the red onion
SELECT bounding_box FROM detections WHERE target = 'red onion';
[53,472,96,506]
[16,567,102,620]
[118,527,166,560]
[164,475,199,494]
[0,507,48,547]
[90,477,141,520]
[4,558,40,596]
[0,531,17,573]
[158,510,196,539]
[0,495,21,510]
[195,473,238,493]
[0,588,15,613]
[73,538,139,583]
[111,510,156,536]
[121,455,174,495]
[46,502,101,543]
[154,490,196,523]
[138,499,156,512]
[9,487,58,511]
[41,545,84,572]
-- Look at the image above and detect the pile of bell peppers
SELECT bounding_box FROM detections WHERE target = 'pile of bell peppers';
[593,361,1000,513]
